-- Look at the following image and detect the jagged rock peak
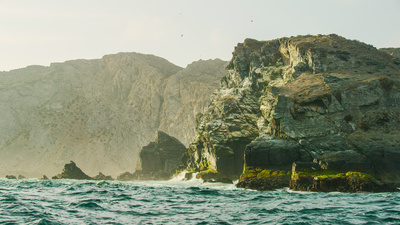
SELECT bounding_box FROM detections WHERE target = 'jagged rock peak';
[155,130,183,145]
[52,161,92,180]
[224,34,399,89]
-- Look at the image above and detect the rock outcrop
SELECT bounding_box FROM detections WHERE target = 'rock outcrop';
[52,161,92,180]
[0,53,226,178]
[132,131,187,180]
[93,172,113,180]
[182,34,400,192]
[116,172,136,181]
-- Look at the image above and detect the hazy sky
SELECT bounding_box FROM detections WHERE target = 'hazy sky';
[0,0,399,71]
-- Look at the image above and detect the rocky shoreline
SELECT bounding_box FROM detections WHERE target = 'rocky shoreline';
[4,34,400,193]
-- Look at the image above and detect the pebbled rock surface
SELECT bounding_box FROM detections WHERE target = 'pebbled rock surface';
[52,161,92,180]
[182,34,400,191]
[0,53,226,178]
[133,131,187,180]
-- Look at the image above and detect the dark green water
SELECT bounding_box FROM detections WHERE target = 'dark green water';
[1,177,400,224]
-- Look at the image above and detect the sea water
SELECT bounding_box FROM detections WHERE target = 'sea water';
[1,175,400,224]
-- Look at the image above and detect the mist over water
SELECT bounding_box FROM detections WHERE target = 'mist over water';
[1,178,400,224]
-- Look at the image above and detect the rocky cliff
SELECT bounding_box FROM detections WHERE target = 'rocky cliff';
[182,34,400,191]
[0,53,226,178]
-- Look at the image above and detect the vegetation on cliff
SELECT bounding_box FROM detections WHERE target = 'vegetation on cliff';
[182,34,400,192]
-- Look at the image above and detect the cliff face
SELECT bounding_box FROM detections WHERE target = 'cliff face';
[183,34,400,186]
[0,53,226,177]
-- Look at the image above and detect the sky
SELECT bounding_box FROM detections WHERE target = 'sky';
[0,0,399,71]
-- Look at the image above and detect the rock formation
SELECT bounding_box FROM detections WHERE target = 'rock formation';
[132,131,187,180]
[0,53,226,178]
[182,34,400,192]
[52,161,92,180]
[93,172,113,180]
[116,172,136,181]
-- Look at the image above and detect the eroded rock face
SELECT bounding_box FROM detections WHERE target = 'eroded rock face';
[134,131,187,180]
[183,34,400,191]
[0,54,226,178]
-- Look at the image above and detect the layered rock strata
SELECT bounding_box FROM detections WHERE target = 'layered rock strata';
[182,34,400,192]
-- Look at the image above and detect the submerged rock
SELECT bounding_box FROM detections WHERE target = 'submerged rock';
[5,175,17,179]
[52,161,92,180]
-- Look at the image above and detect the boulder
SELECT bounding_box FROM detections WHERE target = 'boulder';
[5,175,17,179]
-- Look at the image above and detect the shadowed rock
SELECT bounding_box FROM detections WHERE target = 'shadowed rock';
[133,131,187,180]
[93,172,113,180]
[116,172,136,181]
[52,161,92,180]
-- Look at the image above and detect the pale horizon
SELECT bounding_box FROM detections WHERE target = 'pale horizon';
[1,0,399,72]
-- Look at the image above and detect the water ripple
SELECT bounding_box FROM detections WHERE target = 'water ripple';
[0,179,399,224]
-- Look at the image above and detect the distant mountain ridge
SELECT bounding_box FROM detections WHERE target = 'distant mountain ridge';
[0,52,227,177]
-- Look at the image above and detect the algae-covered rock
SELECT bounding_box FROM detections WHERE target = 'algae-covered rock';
[52,161,92,180]
[181,34,400,192]
[290,162,398,192]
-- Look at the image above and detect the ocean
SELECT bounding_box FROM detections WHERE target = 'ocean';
[1,174,400,224]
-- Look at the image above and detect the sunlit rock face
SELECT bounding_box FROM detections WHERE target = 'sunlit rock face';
[183,34,400,187]
[0,52,226,178]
